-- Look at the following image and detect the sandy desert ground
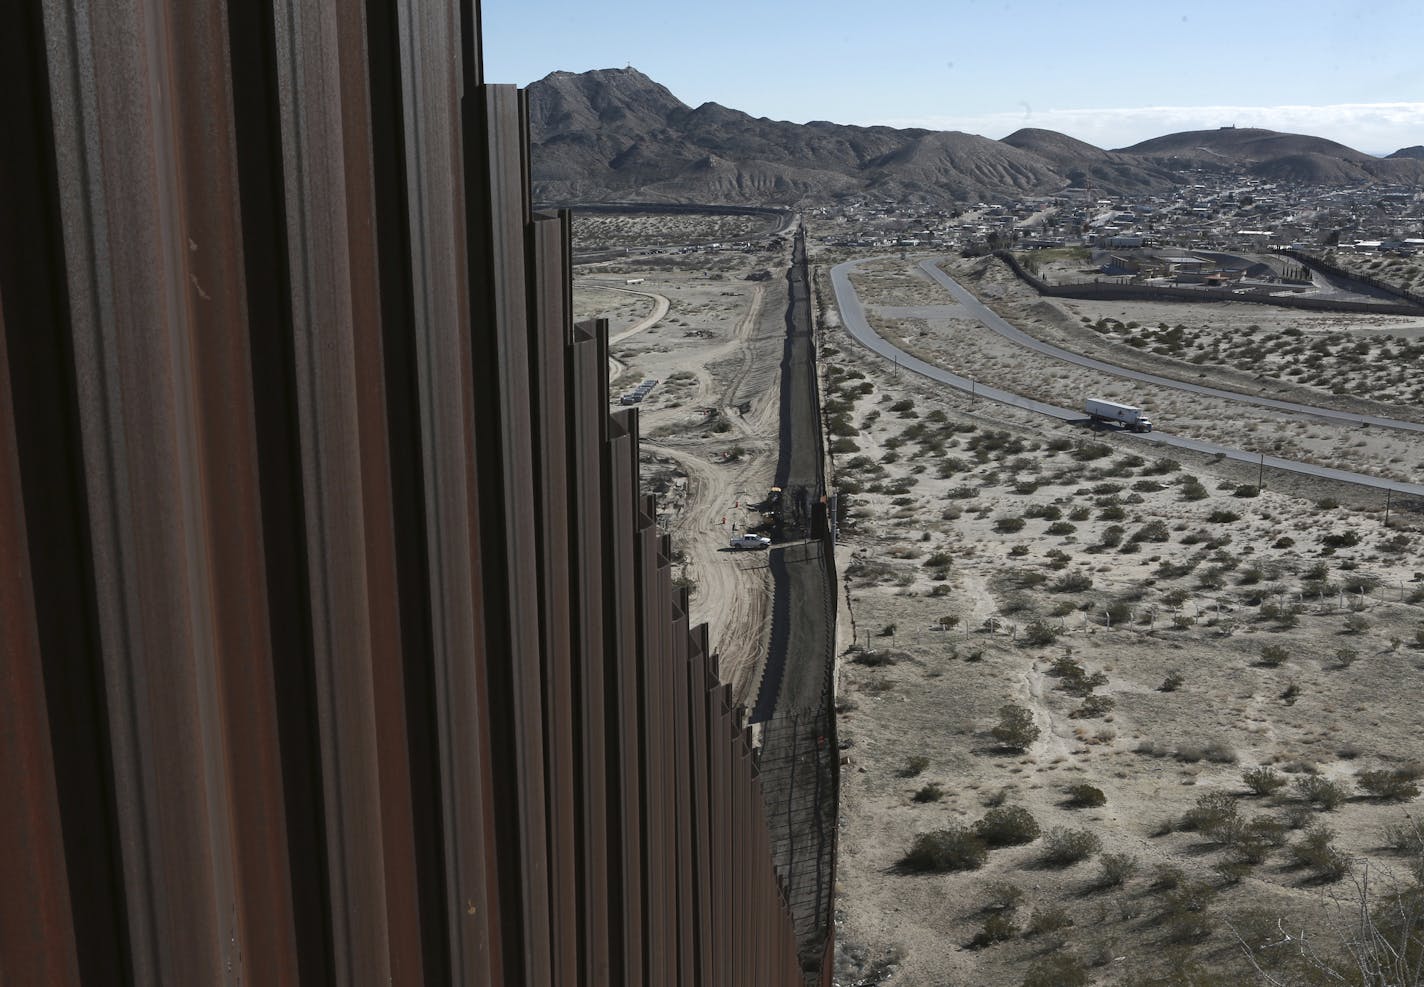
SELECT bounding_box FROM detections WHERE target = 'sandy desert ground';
[819,252,1424,986]
[576,214,1424,985]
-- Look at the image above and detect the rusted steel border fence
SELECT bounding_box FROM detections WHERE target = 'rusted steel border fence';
[1,1,814,983]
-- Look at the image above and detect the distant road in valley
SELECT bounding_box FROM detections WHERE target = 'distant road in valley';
[830,258,1424,497]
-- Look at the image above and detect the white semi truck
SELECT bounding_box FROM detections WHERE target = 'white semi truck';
[1085,397,1153,432]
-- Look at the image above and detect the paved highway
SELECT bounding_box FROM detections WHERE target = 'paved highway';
[830,258,1424,497]
[915,258,1424,435]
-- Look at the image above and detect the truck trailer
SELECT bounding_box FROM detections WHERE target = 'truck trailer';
[1085,397,1153,432]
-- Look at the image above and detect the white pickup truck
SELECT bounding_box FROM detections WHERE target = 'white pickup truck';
[729,533,771,550]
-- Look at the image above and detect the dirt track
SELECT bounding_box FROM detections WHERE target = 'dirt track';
[574,257,788,704]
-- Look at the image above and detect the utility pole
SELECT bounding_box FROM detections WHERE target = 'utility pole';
[1384,488,1392,529]
[1257,451,1265,491]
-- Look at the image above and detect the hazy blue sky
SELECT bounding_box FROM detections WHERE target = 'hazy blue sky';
[483,0,1423,153]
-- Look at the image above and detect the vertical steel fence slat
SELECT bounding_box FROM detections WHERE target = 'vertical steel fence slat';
[3,1,828,982]
[529,213,579,987]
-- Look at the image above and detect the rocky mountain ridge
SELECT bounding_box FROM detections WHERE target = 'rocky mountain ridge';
[527,68,1424,206]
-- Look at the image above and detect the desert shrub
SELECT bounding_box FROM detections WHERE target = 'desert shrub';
[1290,822,1349,880]
[1260,601,1301,628]
[1181,478,1209,501]
[970,912,1017,948]
[1104,600,1131,624]
[1181,792,1240,843]
[981,881,1024,912]
[1322,530,1361,549]
[1382,819,1424,855]
[913,783,946,803]
[991,704,1040,751]
[1343,612,1370,634]
[1203,742,1238,764]
[1020,621,1061,647]
[1196,566,1227,590]
[1072,442,1112,461]
[1159,880,1218,943]
[1217,819,1276,868]
[1357,769,1421,801]
[852,650,895,667]
[1050,657,1106,696]
[1070,694,1115,719]
[1233,484,1260,498]
[898,755,930,778]
[1097,852,1139,887]
[1041,826,1101,866]
[1341,573,1381,594]
[1295,775,1348,811]
[1151,865,1185,890]
[1021,956,1089,987]
[1026,904,1075,936]
[1216,861,1254,887]
[1159,671,1185,692]
[1259,643,1290,667]
[1243,765,1288,796]
[900,827,988,873]
[974,806,1042,847]
[1046,520,1076,536]
[923,551,953,568]
[993,516,1026,534]
[1132,519,1171,543]
[1207,510,1240,524]
[1065,784,1107,808]
[1157,559,1197,578]
[1051,571,1093,592]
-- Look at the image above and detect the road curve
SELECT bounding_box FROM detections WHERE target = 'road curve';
[915,258,1424,435]
[831,259,1424,497]
[578,281,671,343]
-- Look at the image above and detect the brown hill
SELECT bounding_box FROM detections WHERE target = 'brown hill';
[1116,127,1424,185]
[1001,127,1178,193]
[526,70,1424,206]
[528,68,1074,206]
